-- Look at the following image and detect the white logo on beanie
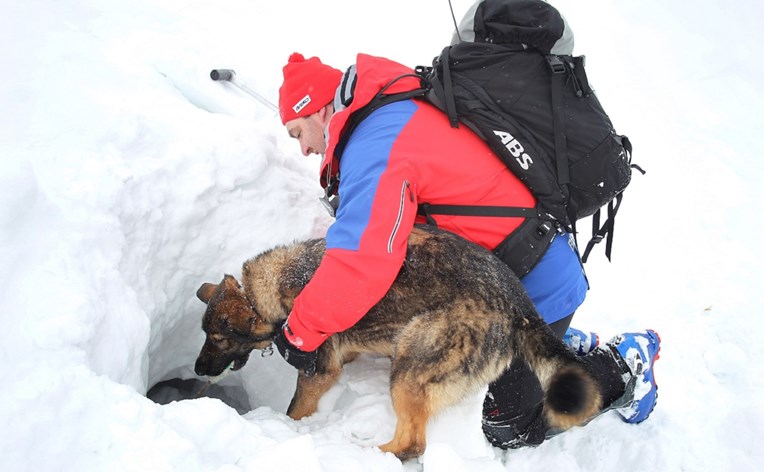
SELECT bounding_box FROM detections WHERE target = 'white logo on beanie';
[293,94,311,114]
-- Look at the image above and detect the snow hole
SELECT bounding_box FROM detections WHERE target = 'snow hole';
[147,377,252,414]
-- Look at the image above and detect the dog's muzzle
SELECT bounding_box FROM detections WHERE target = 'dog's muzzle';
[195,348,251,377]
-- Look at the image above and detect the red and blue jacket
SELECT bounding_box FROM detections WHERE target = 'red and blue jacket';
[285,54,587,352]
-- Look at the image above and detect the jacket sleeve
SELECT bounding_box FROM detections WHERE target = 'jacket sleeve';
[285,101,420,351]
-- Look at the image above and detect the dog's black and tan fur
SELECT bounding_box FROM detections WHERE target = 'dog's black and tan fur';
[195,225,601,459]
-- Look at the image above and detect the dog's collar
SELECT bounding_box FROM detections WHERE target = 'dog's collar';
[241,293,278,357]
[259,344,274,357]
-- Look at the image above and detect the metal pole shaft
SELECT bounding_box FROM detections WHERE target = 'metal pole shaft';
[210,69,278,113]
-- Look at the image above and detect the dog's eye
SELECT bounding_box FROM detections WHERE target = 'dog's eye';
[210,335,233,350]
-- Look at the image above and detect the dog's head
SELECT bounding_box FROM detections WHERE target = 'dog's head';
[194,274,277,377]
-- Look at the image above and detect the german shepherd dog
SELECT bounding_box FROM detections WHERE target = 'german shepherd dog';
[194,225,601,459]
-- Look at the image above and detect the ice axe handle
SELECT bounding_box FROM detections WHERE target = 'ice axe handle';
[210,69,235,81]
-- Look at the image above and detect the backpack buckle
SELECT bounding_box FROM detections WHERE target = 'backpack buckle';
[536,221,553,238]
[547,56,566,74]
[320,175,340,217]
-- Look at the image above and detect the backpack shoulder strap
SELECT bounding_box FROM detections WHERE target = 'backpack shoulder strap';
[429,47,460,128]
[333,73,429,161]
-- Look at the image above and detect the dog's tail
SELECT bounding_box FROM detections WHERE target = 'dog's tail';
[522,332,604,430]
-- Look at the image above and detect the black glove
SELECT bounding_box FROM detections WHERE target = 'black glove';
[273,323,317,376]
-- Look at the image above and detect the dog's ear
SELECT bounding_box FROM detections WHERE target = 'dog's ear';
[196,283,218,303]
[222,274,242,289]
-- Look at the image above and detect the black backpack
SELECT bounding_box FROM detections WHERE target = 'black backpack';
[337,0,642,276]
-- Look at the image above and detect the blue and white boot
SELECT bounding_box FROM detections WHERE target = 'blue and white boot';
[563,327,600,355]
[606,330,662,424]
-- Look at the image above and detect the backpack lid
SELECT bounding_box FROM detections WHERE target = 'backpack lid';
[451,0,574,55]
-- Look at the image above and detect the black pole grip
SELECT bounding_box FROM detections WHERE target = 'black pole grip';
[210,69,235,81]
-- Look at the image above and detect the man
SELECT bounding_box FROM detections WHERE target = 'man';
[271,50,660,449]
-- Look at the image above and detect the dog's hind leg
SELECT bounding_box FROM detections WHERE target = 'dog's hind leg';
[380,308,512,459]
[379,382,429,460]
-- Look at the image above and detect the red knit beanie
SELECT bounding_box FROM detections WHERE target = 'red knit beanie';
[278,53,343,124]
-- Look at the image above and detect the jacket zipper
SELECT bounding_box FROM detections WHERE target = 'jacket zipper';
[387,180,411,253]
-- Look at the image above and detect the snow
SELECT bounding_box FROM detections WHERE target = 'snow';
[0,0,762,470]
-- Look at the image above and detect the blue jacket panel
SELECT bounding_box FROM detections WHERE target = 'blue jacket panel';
[326,101,418,251]
[521,232,588,323]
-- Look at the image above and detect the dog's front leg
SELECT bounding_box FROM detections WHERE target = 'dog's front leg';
[286,366,341,420]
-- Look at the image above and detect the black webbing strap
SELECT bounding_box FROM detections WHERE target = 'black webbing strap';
[333,74,428,162]
[437,46,459,128]
[547,56,570,186]
[418,203,537,225]
[577,136,639,262]
[350,88,427,126]
[581,193,623,262]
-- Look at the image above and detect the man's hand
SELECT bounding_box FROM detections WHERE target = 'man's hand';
[273,323,317,376]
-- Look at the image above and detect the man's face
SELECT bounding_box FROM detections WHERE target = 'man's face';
[286,110,328,156]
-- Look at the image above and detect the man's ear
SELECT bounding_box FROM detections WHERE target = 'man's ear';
[196,283,218,303]
[319,102,334,124]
